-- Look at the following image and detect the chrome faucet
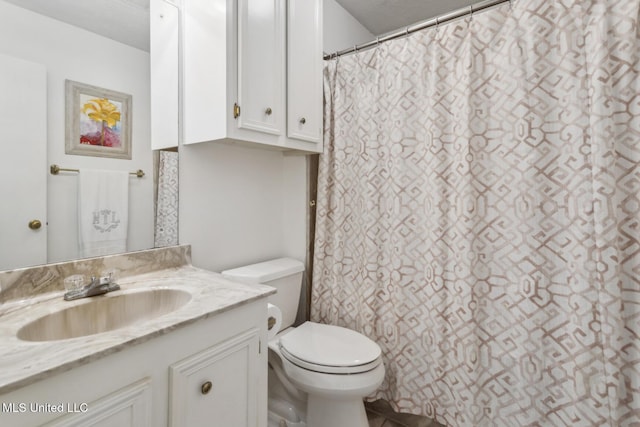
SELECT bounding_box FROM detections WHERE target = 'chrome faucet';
[63,274,120,301]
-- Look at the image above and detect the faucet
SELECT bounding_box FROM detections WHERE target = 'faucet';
[63,274,121,301]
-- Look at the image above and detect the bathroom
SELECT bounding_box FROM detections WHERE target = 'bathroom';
[0,0,638,426]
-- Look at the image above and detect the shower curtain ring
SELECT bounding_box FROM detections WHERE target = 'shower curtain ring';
[435,17,440,31]
[469,6,474,19]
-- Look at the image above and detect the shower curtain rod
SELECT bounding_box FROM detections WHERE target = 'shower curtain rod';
[324,0,511,60]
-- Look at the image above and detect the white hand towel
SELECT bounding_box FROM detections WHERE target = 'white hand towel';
[78,169,129,258]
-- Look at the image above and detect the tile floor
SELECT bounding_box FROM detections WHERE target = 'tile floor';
[366,400,444,427]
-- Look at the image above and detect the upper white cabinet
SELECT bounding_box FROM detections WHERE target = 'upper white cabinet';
[177,0,323,153]
[150,0,179,150]
[287,0,323,144]
[181,0,227,145]
[237,0,285,137]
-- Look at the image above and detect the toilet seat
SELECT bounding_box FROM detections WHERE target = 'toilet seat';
[278,322,382,374]
[280,346,382,374]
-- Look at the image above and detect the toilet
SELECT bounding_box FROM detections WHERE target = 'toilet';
[222,258,385,427]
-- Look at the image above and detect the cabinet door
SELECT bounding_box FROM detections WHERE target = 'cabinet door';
[287,0,323,144]
[44,379,152,427]
[150,0,179,149]
[169,329,260,427]
[237,0,285,135]
[182,0,228,145]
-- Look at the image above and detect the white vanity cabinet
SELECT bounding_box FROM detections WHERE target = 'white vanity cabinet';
[0,300,268,427]
[177,0,323,152]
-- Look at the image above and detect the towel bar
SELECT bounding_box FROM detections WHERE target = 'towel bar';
[50,164,145,178]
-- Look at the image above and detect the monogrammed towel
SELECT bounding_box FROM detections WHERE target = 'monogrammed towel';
[78,169,129,258]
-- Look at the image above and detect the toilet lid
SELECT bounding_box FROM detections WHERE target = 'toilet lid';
[279,322,381,374]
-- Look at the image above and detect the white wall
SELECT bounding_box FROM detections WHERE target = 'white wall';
[282,155,307,260]
[323,0,374,54]
[0,1,154,264]
[179,142,305,272]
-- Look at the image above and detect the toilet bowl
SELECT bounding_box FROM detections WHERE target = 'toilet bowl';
[222,258,385,427]
[271,323,384,427]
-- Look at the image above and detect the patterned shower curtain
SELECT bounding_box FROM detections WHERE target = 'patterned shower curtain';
[312,0,640,426]
[154,150,179,247]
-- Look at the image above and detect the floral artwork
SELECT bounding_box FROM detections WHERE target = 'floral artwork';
[80,97,122,147]
[65,80,132,159]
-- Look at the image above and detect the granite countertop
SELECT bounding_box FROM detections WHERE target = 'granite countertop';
[0,265,275,394]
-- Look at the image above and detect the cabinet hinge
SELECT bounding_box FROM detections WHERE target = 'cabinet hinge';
[259,341,262,354]
[233,103,241,119]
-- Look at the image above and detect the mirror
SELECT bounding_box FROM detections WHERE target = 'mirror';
[0,0,159,271]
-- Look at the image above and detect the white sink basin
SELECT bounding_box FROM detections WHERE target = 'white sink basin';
[17,288,191,342]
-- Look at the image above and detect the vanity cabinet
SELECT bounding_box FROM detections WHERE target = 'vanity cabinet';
[0,301,267,427]
[177,0,323,152]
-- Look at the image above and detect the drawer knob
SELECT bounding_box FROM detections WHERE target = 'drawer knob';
[201,381,212,395]
[265,107,273,115]
[299,117,306,125]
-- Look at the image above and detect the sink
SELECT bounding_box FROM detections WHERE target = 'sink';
[17,288,191,342]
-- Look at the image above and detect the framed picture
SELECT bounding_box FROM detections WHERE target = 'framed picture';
[65,80,132,159]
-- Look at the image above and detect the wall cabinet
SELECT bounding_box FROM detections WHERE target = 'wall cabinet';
[0,301,267,427]
[176,0,323,153]
[236,0,285,137]
[286,0,323,144]
[150,0,179,150]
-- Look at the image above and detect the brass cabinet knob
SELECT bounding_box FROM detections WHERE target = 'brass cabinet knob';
[28,220,42,230]
[265,107,272,115]
[299,117,306,125]
[201,381,212,395]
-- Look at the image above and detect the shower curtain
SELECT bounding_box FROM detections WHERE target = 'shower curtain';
[154,150,179,247]
[312,0,640,426]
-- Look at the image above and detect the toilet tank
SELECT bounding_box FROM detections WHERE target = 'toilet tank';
[221,258,304,329]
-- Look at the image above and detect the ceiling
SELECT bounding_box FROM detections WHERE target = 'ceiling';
[3,0,489,52]
[335,0,488,35]
[2,0,150,51]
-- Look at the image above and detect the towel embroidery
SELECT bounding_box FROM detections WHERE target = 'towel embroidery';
[92,209,121,233]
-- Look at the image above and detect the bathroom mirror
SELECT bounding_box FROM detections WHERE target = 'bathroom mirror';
[0,0,159,271]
